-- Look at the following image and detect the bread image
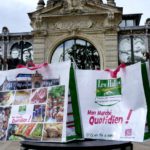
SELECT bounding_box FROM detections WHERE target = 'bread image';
[43,123,62,140]
[46,126,59,138]
[55,111,63,122]
[55,123,63,132]
[43,130,47,138]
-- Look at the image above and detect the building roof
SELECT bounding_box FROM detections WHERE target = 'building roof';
[122,13,142,26]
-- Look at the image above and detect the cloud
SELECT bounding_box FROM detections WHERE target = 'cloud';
[0,0,149,32]
[116,0,150,24]
[0,0,37,32]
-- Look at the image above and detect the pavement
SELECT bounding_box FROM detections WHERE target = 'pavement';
[0,141,150,150]
[133,141,150,150]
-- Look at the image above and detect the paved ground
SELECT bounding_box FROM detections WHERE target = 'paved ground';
[0,142,20,150]
[133,141,150,150]
[0,141,150,150]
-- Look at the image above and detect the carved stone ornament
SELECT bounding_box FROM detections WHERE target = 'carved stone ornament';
[37,0,45,10]
[62,0,103,12]
[85,0,103,5]
[107,0,116,6]
[63,0,84,12]
[32,30,47,37]
[55,19,93,30]
[34,16,43,30]
[47,0,62,7]
[107,12,114,20]
[2,27,9,36]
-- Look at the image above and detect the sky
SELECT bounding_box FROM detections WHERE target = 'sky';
[0,0,149,33]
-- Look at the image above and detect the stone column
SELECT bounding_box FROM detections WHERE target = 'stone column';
[104,33,118,69]
[32,31,47,64]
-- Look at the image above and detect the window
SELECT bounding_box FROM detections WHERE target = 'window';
[8,41,33,69]
[133,37,147,63]
[119,20,135,27]
[126,20,134,26]
[51,39,100,69]
[10,42,33,64]
[119,20,125,27]
[119,37,132,63]
[119,36,147,64]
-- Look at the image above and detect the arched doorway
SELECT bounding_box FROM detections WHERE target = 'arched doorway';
[51,38,100,69]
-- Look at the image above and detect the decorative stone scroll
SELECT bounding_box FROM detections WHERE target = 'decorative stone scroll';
[55,19,93,30]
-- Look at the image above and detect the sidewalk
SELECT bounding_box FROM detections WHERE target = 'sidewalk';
[133,141,150,150]
[0,141,150,150]
[0,142,20,150]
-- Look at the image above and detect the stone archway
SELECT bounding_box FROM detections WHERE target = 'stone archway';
[51,38,100,70]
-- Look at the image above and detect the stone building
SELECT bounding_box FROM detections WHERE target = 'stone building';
[0,0,150,70]
[28,0,150,69]
[29,0,123,69]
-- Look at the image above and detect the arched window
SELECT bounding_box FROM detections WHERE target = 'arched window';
[51,39,100,69]
[119,36,148,65]
[10,41,33,64]
[8,41,33,69]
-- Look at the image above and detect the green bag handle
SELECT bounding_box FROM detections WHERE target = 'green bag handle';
[67,65,83,140]
[141,63,150,139]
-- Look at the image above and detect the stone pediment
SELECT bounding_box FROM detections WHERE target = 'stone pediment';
[29,1,122,19]
[29,0,122,32]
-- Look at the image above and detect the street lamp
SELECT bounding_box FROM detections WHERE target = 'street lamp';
[2,27,9,70]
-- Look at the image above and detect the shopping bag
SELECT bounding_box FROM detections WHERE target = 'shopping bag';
[75,62,147,142]
[0,60,82,142]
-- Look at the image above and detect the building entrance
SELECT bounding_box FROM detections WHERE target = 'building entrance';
[51,38,100,69]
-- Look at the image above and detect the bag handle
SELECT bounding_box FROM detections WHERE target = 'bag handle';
[105,63,126,78]
[17,61,48,70]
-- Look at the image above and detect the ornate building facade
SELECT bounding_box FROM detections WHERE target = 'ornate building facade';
[0,0,150,70]
[29,0,122,69]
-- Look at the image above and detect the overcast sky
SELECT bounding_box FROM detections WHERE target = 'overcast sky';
[0,0,149,33]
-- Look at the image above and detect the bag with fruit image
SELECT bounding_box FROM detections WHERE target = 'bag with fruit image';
[0,60,82,142]
[75,62,147,142]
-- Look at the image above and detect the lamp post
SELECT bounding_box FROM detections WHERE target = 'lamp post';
[2,27,9,70]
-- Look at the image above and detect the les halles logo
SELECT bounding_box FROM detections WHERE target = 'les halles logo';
[95,78,122,106]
